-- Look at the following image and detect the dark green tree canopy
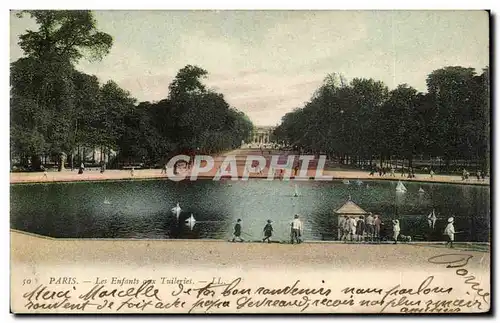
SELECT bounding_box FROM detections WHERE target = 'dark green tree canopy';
[275,66,489,172]
[16,10,113,62]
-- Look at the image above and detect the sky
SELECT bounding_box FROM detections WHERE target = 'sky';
[9,10,489,126]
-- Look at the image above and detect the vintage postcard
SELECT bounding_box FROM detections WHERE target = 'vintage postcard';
[9,9,490,314]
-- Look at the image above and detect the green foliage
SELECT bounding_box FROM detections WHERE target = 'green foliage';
[275,67,489,171]
[10,9,253,168]
[16,10,113,62]
[122,66,254,163]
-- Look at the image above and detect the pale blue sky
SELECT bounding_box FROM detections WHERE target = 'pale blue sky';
[10,10,489,126]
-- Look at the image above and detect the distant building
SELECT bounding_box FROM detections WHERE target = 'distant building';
[250,126,275,146]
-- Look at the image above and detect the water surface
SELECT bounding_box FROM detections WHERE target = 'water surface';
[10,179,490,242]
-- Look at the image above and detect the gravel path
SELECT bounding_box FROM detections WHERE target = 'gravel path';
[10,150,489,186]
[11,230,490,270]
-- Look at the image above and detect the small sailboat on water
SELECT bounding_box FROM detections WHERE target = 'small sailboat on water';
[343,179,350,185]
[396,180,407,193]
[293,184,299,197]
[171,202,182,220]
[427,209,437,229]
[185,214,196,230]
[103,197,111,205]
[418,187,425,194]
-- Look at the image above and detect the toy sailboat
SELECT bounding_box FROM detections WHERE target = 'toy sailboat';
[185,214,196,230]
[427,209,437,229]
[171,202,182,220]
[396,181,407,193]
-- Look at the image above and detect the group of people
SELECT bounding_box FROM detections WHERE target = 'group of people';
[231,213,458,248]
[231,214,304,244]
[341,213,384,242]
[369,166,441,179]
[462,169,487,181]
[369,166,396,177]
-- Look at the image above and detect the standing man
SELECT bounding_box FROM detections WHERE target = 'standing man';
[341,215,351,242]
[232,219,244,242]
[356,216,366,242]
[374,215,382,241]
[444,217,455,248]
[349,216,357,242]
[365,213,375,241]
[290,214,303,244]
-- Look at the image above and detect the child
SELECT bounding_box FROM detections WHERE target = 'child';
[444,217,455,248]
[263,220,273,243]
[232,219,244,242]
[392,219,400,244]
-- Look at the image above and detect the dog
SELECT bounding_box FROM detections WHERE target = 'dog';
[399,235,412,242]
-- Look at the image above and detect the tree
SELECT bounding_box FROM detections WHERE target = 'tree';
[96,81,136,155]
[276,66,489,174]
[11,10,113,170]
[113,65,254,164]
[380,84,421,168]
[168,65,208,100]
[426,66,480,169]
[71,71,101,168]
[16,10,113,62]
[10,56,76,169]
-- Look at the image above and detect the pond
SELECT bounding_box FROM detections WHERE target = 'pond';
[10,179,490,242]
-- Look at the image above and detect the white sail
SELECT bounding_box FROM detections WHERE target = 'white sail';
[185,214,196,230]
[396,181,407,192]
[171,203,182,219]
[418,187,425,193]
[103,198,111,205]
[294,184,299,197]
[427,209,437,229]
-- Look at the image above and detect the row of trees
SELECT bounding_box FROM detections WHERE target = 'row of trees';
[274,67,489,172]
[11,10,253,170]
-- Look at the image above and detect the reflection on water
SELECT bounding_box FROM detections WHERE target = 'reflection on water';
[10,179,490,242]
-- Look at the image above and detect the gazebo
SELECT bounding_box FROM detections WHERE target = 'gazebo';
[334,197,370,239]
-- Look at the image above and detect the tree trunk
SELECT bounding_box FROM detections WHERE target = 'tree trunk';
[31,155,42,171]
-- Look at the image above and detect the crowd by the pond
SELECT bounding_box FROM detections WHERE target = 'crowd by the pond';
[231,214,457,248]
[368,165,488,182]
